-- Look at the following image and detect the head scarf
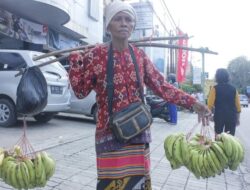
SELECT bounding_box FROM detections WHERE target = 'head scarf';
[105,0,137,30]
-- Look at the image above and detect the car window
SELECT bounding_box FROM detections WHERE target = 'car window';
[0,52,27,71]
[240,95,247,100]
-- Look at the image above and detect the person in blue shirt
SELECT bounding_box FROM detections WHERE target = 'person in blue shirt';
[167,74,178,125]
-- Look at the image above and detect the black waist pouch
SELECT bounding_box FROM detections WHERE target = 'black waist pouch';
[110,102,152,142]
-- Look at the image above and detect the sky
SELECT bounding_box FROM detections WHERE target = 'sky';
[165,0,250,79]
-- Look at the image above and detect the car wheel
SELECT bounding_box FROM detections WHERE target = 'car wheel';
[0,98,17,127]
[93,105,98,123]
[33,112,56,123]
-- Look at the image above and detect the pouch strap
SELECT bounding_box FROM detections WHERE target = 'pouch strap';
[107,43,144,117]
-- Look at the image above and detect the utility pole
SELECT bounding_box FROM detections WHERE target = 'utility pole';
[201,50,206,104]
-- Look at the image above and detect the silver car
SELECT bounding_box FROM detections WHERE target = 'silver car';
[0,50,71,127]
[65,89,98,122]
[239,94,249,107]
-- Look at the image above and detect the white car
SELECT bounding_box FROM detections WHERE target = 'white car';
[0,50,71,127]
[239,94,249,107]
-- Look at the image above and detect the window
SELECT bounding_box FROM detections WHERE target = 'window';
[0,52,26,71]
[89,0,99,21]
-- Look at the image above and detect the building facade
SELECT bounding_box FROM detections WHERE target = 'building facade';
[0,0,104,52]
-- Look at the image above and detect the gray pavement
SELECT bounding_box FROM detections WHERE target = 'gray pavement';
[0,111,249,190]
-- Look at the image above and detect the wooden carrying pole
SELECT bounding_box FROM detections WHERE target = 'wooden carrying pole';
[32,35,190,61]
[33,43,218,69]
[15,41,218,77]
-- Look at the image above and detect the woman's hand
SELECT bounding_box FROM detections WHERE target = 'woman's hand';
[192,101,211,126]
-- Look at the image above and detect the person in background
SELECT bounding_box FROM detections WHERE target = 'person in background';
[167,73,178,125]
[207,68,241,136]
[69,1,210,189]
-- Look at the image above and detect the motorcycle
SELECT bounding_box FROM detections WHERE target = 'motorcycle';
[145,95,171,122]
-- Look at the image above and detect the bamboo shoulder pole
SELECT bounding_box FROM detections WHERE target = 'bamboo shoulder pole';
[32,36,191,61]
[134,42,218,55]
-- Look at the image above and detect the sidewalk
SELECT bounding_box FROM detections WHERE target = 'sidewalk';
[0,112,249,190]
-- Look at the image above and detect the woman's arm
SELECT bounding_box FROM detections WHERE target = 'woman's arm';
[139,49,211,124]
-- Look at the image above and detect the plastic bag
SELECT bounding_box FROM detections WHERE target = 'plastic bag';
[16,66,48,115]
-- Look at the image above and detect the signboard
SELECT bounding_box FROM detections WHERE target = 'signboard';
[193,67,201,84]
[177,29,188,83]
[132,2,153,30]
[0,8,47,44]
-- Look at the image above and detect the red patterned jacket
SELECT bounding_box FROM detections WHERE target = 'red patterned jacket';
[69,43,196,154]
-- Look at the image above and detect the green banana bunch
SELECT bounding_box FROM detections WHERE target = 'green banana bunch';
[164,133,187,169]
[0,149,56,189]
[217,133,245,171]
[164,132,245,179]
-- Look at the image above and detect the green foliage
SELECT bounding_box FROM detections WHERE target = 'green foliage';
[227,56,250,93]
[179,83,195,93]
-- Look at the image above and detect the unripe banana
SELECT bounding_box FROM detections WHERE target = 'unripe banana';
[206,149,219,175]
[23,158,36,188]
[221,133,233,157]
[190,149,201,178]
[34,152,47,187]
[203,150,214,177]
[2,158,15,182]
[172,135,184,165]
[167,133,182,158]
[16,163,26,189]
[41,151,56,180]
[233,139,245,163]
[20,161,30,189]
[34,152,43,180]
[10,163,20,189]
[208,148,222,175]
[210,142,228,169]
[5,161,16,186]
[164,137,173,161]
[0,151,5,166]
[180,136,190,165]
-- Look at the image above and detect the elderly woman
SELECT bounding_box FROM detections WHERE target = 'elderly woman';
[69,0,210,189]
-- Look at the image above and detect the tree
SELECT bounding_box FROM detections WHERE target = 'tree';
[227,56,250,93]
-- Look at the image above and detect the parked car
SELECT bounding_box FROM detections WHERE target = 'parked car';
[239,94,249,107]
[62,63,97,122]
[0,50,71,127]
[64,88,97,122]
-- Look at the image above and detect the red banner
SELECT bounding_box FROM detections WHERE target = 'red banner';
[177,29,188,83]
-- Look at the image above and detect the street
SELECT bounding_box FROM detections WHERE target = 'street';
[0,109,250,190]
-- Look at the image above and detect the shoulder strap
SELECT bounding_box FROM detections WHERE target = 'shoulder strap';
[107,44,144,116]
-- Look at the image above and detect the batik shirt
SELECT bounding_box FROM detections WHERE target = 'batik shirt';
[69,43,196,154]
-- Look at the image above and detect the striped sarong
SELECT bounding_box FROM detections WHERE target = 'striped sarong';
[96,144,151,190]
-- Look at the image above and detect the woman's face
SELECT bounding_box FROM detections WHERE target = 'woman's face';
[108,12,135,40]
